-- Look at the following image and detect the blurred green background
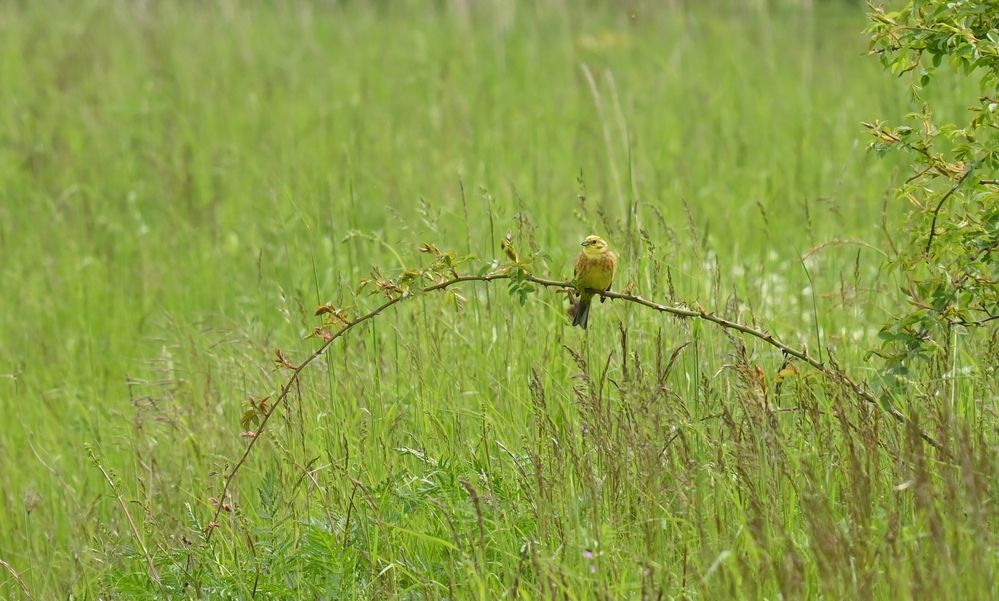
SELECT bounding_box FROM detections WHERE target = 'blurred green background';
[0,1,992,599]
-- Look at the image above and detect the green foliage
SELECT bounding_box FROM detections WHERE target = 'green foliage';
[867,1,999,382]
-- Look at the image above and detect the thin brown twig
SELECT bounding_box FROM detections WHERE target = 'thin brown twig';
[905,163,935,184]
[588,283,943,450]
[202,269,946,548]
[926,167,974,254]
[201,272,523,545]
[950,313,999,327]
[864,122,959,179]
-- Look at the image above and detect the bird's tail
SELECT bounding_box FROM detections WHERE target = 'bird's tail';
[571,295,592,329]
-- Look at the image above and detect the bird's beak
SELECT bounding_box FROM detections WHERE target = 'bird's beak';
[581,241,590,247]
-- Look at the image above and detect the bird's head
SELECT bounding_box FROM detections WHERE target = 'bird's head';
[581,235,609,256]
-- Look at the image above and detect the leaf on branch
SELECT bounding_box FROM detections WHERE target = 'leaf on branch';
[419,242,443,257]
[310,327,334,342]
[315,303,352,326]
[274,349,296,370]
[500,232,519,262]
[209,497,232,512]
[240,409,259,430]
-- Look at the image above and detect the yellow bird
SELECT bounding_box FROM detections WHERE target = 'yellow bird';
[569,234,617,329]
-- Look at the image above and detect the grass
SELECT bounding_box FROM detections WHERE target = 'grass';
[0,1,995,599]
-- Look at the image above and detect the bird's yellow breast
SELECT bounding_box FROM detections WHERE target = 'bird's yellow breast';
[575,251,616,291]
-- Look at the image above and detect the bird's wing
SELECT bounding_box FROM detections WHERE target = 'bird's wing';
[574,252,587,280]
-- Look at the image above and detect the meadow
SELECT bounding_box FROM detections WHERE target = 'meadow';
[0,1,996,599]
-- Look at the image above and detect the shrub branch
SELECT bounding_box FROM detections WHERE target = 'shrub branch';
[201,268,946,546]
[925,166,974,254]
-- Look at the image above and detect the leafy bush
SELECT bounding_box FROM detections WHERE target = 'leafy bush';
[866,1,999,384]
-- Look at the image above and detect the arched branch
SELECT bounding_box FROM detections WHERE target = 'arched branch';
[202,268,945,546]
